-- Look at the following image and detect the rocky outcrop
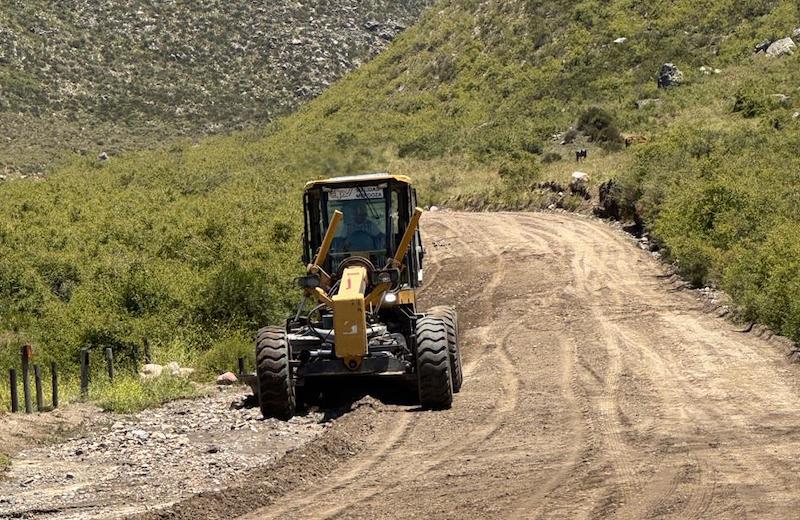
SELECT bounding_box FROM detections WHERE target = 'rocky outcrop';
[766,37,796,57]
[657,63,684,88]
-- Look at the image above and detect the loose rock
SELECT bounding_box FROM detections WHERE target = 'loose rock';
[766,37,795,57]
[657,63,684,88]
[635,98,662,110]
[139,364,164,380]
[216,372,238,385]
[0,389,324,518]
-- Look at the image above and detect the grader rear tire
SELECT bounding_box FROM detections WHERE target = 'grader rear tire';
[255,327,296,420]
[415,316,453,410]
[428,306,463,393]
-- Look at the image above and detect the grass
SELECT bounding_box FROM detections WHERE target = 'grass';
[1,0,800,414]
[0,367,202,414]
[92,374,201,414]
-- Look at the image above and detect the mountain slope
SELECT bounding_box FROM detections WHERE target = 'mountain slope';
[0,0,432,174]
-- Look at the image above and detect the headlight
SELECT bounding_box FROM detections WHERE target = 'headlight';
[373,268,400,286]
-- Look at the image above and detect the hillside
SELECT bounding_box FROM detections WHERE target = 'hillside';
[1,0,800,398]
[0,0,432,174]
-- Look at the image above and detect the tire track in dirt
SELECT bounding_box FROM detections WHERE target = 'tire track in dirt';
[232,211,800,520]
[246,215,515,520]
[305,215,522,518]
[313,327,522,520]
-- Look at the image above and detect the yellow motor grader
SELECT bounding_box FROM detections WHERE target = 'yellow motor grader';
[255,173,462,419]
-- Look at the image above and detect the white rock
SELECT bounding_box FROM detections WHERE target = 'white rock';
[571,171,590,184]
[613,37,627,44]
[216,372,238,385]
[128,430,149,441]
[178,368,195,379]
[139,364,163,380]
[766,37,796,57]
[429,206,440,212]
[166,362,181,376]
[658,63,684,87]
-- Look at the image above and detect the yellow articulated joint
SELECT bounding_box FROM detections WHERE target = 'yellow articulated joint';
[333,266,368,369]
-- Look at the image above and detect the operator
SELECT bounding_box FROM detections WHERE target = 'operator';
[344,203,382,250]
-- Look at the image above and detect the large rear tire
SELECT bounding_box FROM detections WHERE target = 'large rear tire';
[428,306,463,393]
[415,316,453,410]
[255,327,296,420]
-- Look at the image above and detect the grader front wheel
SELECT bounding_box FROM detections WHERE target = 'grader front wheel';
[428,306,463,393]
[415,316,454,410]
[255,327,296,420]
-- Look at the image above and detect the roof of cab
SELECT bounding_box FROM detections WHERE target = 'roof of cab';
[304,172,412,189]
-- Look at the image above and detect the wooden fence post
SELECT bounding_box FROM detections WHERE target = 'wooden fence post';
[34,365,43,411]
[9,369,18,413]
[80,348,90,399]
[105,348,114,381]
[51,362,59,409]
[21,345,32,414]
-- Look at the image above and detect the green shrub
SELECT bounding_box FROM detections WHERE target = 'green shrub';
[576,107,624,149]
[198,334,254,377]
[541,152,562,164]
[732,89,767,118]
[498,158,541,190]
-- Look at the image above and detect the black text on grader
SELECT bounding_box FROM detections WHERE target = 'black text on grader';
[254,173,462,419]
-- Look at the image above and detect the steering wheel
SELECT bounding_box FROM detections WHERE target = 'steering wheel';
[336,256,377,287]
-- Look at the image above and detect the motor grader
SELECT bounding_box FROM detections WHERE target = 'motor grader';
[254,173,462,420]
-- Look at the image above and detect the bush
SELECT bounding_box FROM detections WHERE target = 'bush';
[732,90,767,118]
[498,159,541,190]
[576,107,624,149]
[723,224,800,339]
[199,263,289,329]
[198,334,253,376]
[541,152,562,164]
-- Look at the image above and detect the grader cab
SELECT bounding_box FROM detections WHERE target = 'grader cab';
[255,173,462,419]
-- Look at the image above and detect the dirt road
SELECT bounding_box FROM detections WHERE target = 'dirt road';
[233,211,800,520]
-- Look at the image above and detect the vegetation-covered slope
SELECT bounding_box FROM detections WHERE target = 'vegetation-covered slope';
[0,0,431,174]
[1,0,799,391]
